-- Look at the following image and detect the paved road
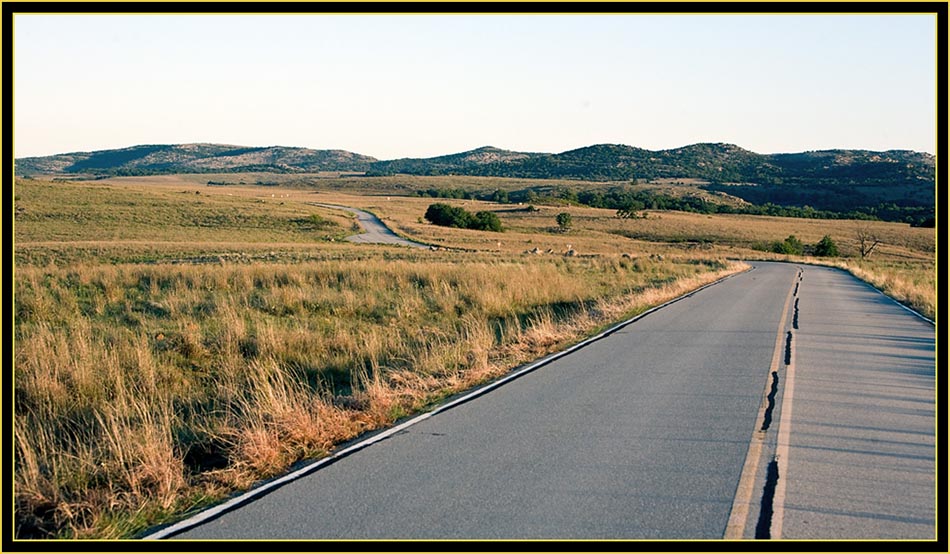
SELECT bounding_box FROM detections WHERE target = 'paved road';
[772,266,935,539]
[311,203,429,248]
[162,262,935,540]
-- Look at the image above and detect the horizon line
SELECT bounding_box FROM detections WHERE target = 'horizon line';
[15,140,936,161]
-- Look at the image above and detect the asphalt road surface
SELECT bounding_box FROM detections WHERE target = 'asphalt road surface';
[163,262,934,540]
[771,265,935,539]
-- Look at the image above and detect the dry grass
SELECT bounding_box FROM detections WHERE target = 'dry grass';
[14,179,353,261]
[14,251,741,538]
[13,175,934,538]
[315,192,934,318]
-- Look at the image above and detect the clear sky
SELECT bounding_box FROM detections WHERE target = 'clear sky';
[14,13,937,159]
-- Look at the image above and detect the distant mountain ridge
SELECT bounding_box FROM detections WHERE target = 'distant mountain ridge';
[15,143,378,175]
[17,142,933,187]
[17,141,935,217]
[16,142,935,213]
[369,143,934,187]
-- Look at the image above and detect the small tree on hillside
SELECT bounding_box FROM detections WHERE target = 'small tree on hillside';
[856,228,880,258]
[556,212,573,232]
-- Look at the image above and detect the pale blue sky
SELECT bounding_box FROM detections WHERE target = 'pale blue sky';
[14,14,937,159]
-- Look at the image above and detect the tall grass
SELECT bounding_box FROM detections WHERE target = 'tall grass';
[14,254,741,538]
[348,195,937,321]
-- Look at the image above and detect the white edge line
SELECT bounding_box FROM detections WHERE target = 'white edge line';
[828,265,935,326]
[868,283,936,325]
[143,267,751,540]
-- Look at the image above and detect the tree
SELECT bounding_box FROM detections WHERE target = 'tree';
[491,189,509,204]
[424,203,503,232]
[616,199,644,220]
[471,211,503,232]
[424,203,472,228]
[813,235,839,257]
[555,212,573,232]
[856,228,880,258]
[772,235,804,255]
[557,187,579,203]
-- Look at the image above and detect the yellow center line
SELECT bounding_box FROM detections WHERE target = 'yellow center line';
[723,265,797,539]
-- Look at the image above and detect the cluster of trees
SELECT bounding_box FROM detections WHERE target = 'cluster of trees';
[569,187,923,222]
[770,235,839,257]
[911,216,936,228]
[474,184,933,225]
[702,183,934,225]
[416,188,477,200]
[730,202,933,226]
[416,188,511,203]
[423,203,503,232]
[416,183,934,227]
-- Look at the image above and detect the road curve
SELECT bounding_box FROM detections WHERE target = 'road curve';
[310,203,429,248]
[160,262,934,540]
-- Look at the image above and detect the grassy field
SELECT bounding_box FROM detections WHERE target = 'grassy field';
[13,175,935,538]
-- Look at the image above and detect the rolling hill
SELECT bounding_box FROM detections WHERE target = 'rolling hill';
[369,143,933,186]
[16,142,935,216]
[14,143,378,175]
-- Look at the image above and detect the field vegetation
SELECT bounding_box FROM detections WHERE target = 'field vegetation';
[13,174,935,538]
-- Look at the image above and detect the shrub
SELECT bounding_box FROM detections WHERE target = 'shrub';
[772,235,804,255]
[424,203,502,232]
[306,214,334,229]
[616,200,645,220]
[812,235,839,257]
[471,211,503,232]
[556,212,573,231]
[424,203,473,228]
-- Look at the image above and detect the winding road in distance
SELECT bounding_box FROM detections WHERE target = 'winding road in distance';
[154,262,935,541]
[310,203,430,248]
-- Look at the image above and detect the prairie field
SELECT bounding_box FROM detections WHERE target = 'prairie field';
[12,175,935,538]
